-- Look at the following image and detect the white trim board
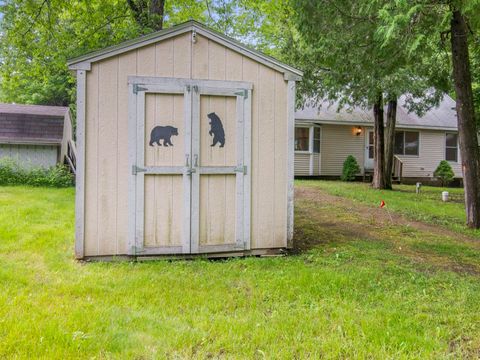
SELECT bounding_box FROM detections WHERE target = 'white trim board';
[74,69,86,259]
[68,20,303,80]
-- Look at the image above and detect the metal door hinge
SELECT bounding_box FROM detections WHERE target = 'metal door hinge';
[193,85,198,93]
[132,165,147,175]
[234,165,247,174]
[234,89,248,98]
[133,84,147,94]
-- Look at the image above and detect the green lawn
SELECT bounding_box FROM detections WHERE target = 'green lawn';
[1,183,480,358]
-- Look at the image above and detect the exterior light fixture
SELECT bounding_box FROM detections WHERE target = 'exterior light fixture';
[355,126,362,136]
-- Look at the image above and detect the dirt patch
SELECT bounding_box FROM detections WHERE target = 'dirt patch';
[295,186,480,247]
[293,185,480,276]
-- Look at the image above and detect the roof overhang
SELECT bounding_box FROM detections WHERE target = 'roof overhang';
[295,118,458,131]
[68,20,303,81]
[0,139,62,146]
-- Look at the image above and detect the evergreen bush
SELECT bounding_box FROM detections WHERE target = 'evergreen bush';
[341,155,361,181]
[433,160,455,186]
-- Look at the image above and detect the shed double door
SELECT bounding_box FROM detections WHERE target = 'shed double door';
[129,77,252,255]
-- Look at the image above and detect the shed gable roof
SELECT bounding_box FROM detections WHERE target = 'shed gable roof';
[0,104,67,145]
[67,20,302,79]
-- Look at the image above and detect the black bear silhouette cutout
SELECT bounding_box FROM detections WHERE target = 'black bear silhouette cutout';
[207,112,225,148]
[149,125,178,147]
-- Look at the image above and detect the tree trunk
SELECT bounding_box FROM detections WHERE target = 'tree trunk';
[372,93,386,189]
[127,0,165,31]
[384,98,397,190]
[450,9,480,228]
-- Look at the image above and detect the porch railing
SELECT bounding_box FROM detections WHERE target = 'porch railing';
[392,155,403,181]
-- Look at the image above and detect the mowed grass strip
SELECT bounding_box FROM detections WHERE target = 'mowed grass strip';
[0,184,479,358]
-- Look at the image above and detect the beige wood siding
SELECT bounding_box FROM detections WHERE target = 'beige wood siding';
[0,144,58,168]
[294,153,310,176]
[83,33,289,256]
[320,124,365,176]
[396,130,463,178]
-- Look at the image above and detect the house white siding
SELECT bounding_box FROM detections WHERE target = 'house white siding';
[320,124,365,176]
[312,153,320,175]
[396,129,463,178]
[0,144,58,169]
[294,152,310,175]
[294,124,463,180]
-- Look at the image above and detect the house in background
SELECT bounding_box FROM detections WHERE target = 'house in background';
[0,104,76,173]
[294,95,462,183]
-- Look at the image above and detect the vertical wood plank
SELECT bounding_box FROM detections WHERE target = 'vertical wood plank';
[97,58,119,255]
[274,72,288,247]
[192,34,209,79]
[257,66,276,248]
[84,64,99,256]
[118,51,137,255]
[225,49,243,81]
[173,33,192,78]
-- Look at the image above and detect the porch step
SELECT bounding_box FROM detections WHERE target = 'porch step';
[363,169,373,182]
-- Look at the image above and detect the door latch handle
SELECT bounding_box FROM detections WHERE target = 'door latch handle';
[194,154,198,167]
[185,154,190,167]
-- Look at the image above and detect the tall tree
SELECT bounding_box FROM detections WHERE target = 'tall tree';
[384,98,397,188]
[376,2,480,227]
[289,0,443,189]
[450,9,480,228]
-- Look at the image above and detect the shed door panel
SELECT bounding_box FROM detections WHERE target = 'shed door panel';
[129,78,251,256]
[144,93,185,248]
[198,96,237,249]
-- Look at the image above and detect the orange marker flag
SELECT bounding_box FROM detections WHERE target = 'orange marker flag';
[380,200,386,208]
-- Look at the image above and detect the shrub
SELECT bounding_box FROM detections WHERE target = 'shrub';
[341,155,361,181]
[434,160,455,186]
[0,158,74,187]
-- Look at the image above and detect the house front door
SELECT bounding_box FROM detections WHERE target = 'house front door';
[364,130,374,170]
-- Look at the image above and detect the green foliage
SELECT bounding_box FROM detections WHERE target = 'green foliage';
[434,160,455,186]
[341,155,360,181]
[0,0,288,108]
[0,159,73,187]
[288,0,449,111]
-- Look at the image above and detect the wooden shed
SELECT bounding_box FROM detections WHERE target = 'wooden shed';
[0,103,75,172]
[68,21,302,259]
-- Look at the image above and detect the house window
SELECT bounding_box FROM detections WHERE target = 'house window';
[313,127,321,153]
[394,131,419,156]
[295,126,321,152]
[295,127,309,151]
[446,132,458,162]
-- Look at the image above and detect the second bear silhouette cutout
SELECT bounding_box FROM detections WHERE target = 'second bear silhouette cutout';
[207,112,225,148]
